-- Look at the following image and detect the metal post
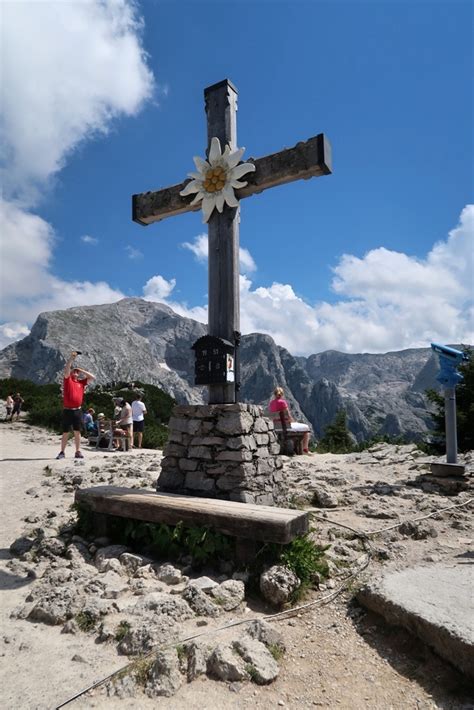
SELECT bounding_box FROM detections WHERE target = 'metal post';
[444,386,458,464]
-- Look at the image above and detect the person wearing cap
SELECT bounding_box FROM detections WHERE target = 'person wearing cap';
[56,351,95,460]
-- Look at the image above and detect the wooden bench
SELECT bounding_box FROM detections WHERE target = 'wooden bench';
[273,410,306,455]
[75,486,309,548]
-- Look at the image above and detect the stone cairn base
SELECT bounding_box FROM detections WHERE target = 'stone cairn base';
[157,403,286,505]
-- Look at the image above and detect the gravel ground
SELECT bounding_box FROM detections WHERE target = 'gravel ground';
[0,420,472,709]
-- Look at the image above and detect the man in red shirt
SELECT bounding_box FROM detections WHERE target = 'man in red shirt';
[56,351,95,460]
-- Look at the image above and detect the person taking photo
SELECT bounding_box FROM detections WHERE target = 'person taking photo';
[56,351,95,460]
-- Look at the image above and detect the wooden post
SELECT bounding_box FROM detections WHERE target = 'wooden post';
[205,80,240,405]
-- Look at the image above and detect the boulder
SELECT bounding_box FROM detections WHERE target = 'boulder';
[209,580,245,611]
[233,636,279,684]
[207,643,248,682]
[146,649,183,697]
[260,565,300,606]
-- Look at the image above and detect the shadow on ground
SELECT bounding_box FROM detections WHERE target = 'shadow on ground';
[348,600,474,708]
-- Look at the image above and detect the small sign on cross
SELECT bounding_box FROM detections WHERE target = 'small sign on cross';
[132,79,332,405]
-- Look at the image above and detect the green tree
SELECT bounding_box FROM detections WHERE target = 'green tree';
[317,410,354,454]
[426,346,474,452]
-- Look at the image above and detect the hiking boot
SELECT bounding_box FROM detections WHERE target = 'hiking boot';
[56,451,65,460]
[74,451,84,459]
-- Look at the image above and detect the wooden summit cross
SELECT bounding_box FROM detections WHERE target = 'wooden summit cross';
[132,79,332,405]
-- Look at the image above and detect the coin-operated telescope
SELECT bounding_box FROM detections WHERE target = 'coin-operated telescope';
[430,343,468,476]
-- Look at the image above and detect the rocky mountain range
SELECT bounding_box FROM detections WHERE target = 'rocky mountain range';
[0,298,446,442]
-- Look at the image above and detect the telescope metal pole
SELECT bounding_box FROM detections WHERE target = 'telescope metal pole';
[444,386,458,464]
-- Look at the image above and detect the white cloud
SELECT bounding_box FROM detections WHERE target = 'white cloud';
[239,247,257,274]
[147,206,474,355]
[0,199,125,327]
[1,0,154,205]
[240,206,474,354]
[143,275,177,300]
[0,0,154,348]
[182,234,208,264]
[142,274,207,323]
[182,233,257,273]
[81,235,99,245]
[0,323,30,351]
[125,245,144,260]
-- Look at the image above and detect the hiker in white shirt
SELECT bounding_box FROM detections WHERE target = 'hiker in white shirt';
[131,394,147,449]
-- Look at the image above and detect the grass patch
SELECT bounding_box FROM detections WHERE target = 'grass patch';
[245,663,259,682]
[114,620,131,642]
[75,611,96,632]
[175,644,186,662]
[268,643,285,661]
[131,657,154,687]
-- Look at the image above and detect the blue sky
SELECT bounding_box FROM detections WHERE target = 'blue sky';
[1,0,472,354]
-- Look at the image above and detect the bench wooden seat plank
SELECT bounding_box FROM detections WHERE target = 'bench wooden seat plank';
[75,486,309,544]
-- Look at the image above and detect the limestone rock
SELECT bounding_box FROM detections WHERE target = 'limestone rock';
[146,649,183,697]
[119,552,148,573]
[311,485,339,508]
[233,636,279,684]
[207,642,249,682]
[182,585,221,618]
[209,579,245,611]
[95,545,129,572]
[184,640,212,681]
[129,592,193,621]
[118,618,176,656]
[153,563,182,585]
[246,619,286,654]
[260,565,300,607]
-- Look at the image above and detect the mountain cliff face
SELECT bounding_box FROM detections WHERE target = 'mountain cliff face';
[0,298,440,441]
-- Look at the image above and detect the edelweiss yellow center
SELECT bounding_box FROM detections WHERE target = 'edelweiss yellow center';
[203,166,227,192]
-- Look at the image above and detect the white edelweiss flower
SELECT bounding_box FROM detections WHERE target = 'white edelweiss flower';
[179,137,256,223]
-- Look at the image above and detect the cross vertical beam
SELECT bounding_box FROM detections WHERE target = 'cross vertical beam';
[205,80,240,404]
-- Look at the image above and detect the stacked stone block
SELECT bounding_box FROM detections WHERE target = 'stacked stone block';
[157,403,286,505]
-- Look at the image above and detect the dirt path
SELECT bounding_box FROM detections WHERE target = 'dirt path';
[0,422,472,709]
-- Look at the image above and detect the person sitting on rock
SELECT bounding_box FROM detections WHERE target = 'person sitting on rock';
[268,386,311,454]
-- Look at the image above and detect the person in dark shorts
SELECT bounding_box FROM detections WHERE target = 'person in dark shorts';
[56,351,95,460]
[131,393,147,449]
[11,393,24,421]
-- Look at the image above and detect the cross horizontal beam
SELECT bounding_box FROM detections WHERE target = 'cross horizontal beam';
[132,133,332,226]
